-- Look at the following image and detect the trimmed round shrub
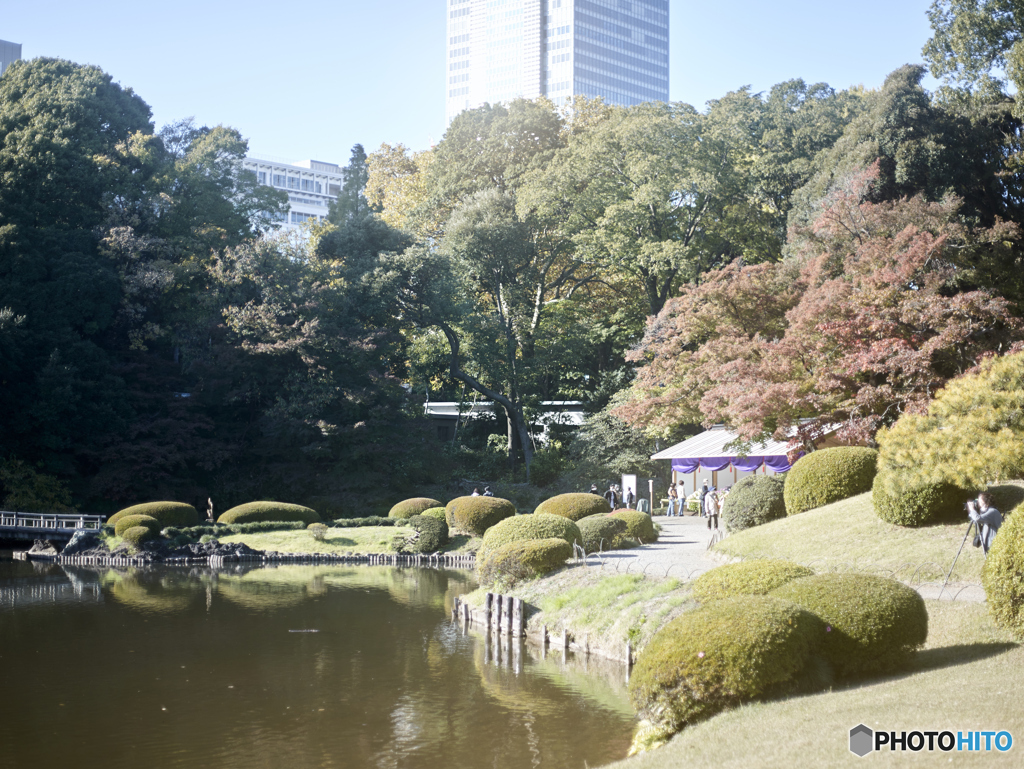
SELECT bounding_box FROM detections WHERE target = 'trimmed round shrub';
[784,447,879,516]
[693,560,814,603]
[628,596,825,733]
[722,475,786,531]
[872,471,971,526]
[217,502,320,525]
[771,573,928,678]
[114,514,162,538]
[395,514,449,554]
[479,513,582,561]
[478,538,572,585]
[121,525,155,550]
[982,504,1024,639]
[420,507,447,523]
[533,493,611,522]
[308,523,328,542]
[609,509,657,543]
[108,501,199,528]
[577,515,629,553]
[388,497,443,519]
[444,496,516,536]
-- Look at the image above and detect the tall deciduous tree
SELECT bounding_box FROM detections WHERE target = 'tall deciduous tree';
[329,143,370,223]
[618,165,1024,448]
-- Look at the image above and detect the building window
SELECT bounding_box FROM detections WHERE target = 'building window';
[301,179,316,192]
[316,182,322,194]
[287,177,300,190]
[273,174,287,187]
[257,171,267,185]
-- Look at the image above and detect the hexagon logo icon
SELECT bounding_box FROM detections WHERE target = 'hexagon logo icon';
[850,724,873,757]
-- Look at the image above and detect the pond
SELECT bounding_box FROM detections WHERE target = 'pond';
[0,554,635,769]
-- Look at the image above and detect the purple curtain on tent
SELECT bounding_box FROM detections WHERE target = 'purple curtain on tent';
[671,454,802,474]
[671,459,700,474]
[731,456,767,472]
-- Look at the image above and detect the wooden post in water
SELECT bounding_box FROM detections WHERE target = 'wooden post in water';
[504,595,513,636]
[562,628,569,651]
[484,592,493,631]
[495,593,503,634]
[512,597,524,638]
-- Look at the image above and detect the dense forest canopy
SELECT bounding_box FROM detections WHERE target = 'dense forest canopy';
[2,4,1024,513]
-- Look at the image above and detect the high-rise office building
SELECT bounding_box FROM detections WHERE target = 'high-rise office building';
[445,0,668,124]
[0,39,22,77]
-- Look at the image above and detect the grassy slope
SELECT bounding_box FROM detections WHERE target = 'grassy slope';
[462,568,697,658]
[714,492,988,583]
[611,600,1020,768]
[219,527,478,555]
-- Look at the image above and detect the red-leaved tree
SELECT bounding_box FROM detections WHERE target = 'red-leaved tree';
[617,164,1023,448]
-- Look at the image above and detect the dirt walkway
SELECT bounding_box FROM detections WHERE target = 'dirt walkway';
[581,514,723,580]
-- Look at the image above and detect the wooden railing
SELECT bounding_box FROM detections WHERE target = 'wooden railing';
[0,512,105,531]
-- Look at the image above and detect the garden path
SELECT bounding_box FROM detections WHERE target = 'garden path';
[581,514,723,580]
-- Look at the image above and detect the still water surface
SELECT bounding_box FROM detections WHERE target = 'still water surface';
[0,555,634,769]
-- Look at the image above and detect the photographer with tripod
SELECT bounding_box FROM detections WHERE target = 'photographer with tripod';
[967,491,1003,557]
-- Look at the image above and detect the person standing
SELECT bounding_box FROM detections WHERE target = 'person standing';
[968,491,1003,556]
[667,485,679,517]
[482,486,494,497]
[471,487,481,497]
[604,484,618,509]
[624,486,636,509]
[704,486,719,530]
[590,483,599,495]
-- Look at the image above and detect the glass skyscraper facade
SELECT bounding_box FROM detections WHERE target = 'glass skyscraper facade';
[446,0,668,124]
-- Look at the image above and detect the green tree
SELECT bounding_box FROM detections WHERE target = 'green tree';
[329,143,370,223]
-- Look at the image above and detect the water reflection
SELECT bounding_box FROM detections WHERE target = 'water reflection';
[0,558,635,769]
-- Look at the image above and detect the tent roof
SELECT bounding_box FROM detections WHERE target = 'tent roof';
[650,426,792,460]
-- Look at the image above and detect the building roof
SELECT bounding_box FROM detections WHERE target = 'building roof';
[650,425,792,460]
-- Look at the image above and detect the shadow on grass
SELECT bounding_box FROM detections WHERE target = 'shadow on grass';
[325,536,356,546]
[911,642,1018,672]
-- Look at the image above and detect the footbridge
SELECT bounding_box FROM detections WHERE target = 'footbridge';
[0,512,106,542]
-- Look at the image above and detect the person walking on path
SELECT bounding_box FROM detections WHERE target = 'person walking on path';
[704,486,719,530]
[667,485,679,516]
[968,491,1003,556]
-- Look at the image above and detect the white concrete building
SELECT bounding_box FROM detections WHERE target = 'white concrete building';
[243,156,344,233]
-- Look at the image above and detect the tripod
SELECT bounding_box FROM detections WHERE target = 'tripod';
[940,520,975,596]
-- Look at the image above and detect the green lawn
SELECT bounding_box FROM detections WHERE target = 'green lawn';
[610,600,1021,768]
[714,491,989,584]
[462,567,697,658]
[219,527,479,555]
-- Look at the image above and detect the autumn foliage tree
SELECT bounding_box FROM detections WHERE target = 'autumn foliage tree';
[617,164,1024,447]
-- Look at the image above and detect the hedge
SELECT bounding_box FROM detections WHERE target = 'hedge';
[771,573,928,678]
[693,560,814,603]
[478,514,582,563]
[533,493,611,522]
[722,475,786,531]
[420,507,447,523]
[872,471,970,527]
[394,514,449,554]
[217,502,320,525]
[628,596,824,734]
[477,538,572,586]
[784,447,879,516]
[444,496,516,536]
[163,521,304,540]
[609,510,657,543]
[121,525,155,550]
[577,515,629,553]
[982,503,1024,640]
[108,501,199,528]
[114,514,162,538]
[388,497,443,519]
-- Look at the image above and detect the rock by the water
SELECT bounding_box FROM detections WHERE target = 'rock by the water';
[62,531,101,556]
[28,539,59,556]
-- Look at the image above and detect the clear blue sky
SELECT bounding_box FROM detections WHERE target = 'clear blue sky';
[3,1,937,165]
